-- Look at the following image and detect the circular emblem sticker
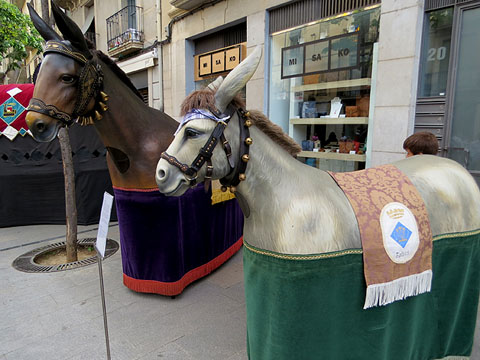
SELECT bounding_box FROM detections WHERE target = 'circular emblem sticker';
[380,202,419,264]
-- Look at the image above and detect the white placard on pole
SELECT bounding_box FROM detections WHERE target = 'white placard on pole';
[96,192,114,258]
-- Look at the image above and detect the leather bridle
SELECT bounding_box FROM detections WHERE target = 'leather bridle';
[160,106,253,193]
[26,40,109,127]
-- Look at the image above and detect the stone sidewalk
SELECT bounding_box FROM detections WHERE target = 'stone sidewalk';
[1,224,479,359]
[0,223,247,360]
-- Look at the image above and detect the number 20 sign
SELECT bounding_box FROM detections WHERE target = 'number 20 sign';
[427,46,448,61]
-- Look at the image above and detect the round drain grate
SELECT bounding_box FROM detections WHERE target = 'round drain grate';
[12,238,119,273]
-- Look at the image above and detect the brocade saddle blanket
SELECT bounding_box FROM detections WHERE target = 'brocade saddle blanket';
[329,164,433,308]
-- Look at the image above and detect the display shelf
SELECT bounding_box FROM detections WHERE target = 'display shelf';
[292,78,371,92]
[297,151,366,162]
[290,117,368,125]
[289,77,372,165]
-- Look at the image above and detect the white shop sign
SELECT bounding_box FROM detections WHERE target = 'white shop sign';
[281,33,359,79]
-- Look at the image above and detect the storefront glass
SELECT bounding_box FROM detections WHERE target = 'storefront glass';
[268,6,380,172]
[418,8,454,97]
[448,6,480,185]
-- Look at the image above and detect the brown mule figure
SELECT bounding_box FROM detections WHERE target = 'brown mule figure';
[26,2,243,296]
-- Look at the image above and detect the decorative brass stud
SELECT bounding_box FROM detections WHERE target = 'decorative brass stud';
[100,91,109,102]
[95,110,103,121]
[239,173,246,181]
[99,102,108,112]
[245,137,253,145]
[221,186,228,193]
[87,116,94,125]
[230,186,237,193]
[245,111,250,118]
[242,154,250,162]
[244,119,252,127]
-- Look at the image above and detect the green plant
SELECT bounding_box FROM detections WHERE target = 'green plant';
[0,1,43,71]
[428,8,453,30]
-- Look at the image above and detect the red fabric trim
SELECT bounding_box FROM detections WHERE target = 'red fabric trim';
[123,236,243,296]
[112,186,158,192]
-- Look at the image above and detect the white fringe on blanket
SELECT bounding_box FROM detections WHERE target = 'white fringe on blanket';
[364,269,432,309]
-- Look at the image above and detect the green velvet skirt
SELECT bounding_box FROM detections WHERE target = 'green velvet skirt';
[243,230,480,360]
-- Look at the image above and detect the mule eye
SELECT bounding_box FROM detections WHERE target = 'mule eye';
[61,74,76,84]
[185,128,201,138]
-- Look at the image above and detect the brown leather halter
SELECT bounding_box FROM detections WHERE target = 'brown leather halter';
[161,106,253,192]
[26,40,108,127]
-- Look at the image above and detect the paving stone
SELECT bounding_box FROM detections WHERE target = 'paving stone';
[207,257,244,289]
[220,281,246,305]
[0,224,248,359]
[226,351,249,360]
[138,342,194,360]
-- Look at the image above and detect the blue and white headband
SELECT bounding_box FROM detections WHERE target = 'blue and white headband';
[175,108,230,135]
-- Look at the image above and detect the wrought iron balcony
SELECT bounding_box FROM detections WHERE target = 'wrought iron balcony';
[106,5,144,57]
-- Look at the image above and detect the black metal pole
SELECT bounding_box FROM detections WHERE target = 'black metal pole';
[97,253,111,360]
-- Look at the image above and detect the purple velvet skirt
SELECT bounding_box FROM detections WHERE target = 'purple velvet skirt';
[113,184,244,295]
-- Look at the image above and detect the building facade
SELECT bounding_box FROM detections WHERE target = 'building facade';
[51,0,479,183]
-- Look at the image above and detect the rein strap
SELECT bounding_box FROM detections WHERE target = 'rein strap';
[220,108,251,189]
[27,98,74,126]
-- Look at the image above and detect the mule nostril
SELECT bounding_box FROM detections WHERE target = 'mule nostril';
[157,169,166,180]
[36,122,46,132]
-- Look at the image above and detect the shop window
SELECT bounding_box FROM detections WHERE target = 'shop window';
[194,23,246,55]
[418,8,454,97]
[414,8,454,155]
[447,5,480,185]
[268,5,380,172]
[415,2,480,185]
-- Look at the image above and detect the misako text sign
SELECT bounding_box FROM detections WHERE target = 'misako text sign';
[281,33,359,79]
[198,45,241,77]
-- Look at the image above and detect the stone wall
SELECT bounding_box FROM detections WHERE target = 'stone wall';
[369,0,424,166]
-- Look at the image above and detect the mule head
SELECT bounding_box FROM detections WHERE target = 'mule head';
[26,2,101,142]
[156,46,262,196]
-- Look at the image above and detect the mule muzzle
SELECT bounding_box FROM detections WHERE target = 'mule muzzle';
[156,159,190,196]
[25,111,62,142]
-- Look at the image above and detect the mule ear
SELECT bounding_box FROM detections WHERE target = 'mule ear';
[214,45,262,112]
[51,1,91,58]
[27,2,62,42]
[207,76,224,92]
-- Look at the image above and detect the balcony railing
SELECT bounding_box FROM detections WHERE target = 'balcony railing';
[106,5,144,56]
